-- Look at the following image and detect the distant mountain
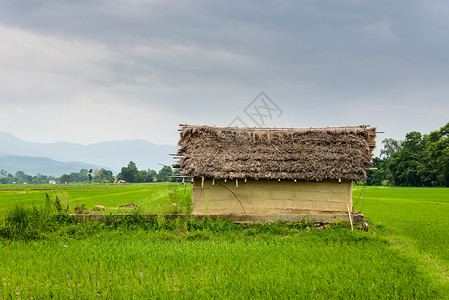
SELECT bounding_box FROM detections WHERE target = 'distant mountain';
[0,132,52,157]
[0,156,106,177]
[0,131,178,175]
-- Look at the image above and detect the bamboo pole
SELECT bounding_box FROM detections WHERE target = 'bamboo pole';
[346,204,354,231]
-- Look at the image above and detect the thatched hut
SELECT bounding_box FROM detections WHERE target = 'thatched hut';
[175,125,376,219]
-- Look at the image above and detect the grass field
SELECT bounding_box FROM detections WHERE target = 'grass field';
[0,183,192,216]
[0,184,448,298]
[353,186,449,287]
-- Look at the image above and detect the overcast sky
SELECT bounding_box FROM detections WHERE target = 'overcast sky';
[1,0,448,150]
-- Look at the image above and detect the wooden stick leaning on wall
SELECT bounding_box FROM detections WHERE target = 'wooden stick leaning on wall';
[346,204,354,231]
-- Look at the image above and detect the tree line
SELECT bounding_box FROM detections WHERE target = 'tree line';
[0,161,181,184]
[0,170,57,185]
[367,122,449,187]
[115,161,181,183]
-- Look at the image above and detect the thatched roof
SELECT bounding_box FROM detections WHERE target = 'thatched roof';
[175,125,376,182]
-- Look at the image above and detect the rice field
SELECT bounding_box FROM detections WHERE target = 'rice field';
[1,230,443,299]
[0,184,448,299]
[353,186,449,284]
[0,183,192,216]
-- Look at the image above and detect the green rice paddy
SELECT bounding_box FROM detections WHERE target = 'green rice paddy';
[0,183,448,299]
[0,183,192,216]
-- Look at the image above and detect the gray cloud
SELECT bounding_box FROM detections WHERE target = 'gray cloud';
[0,0,448,147]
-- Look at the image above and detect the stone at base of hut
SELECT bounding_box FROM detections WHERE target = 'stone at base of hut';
[356,221,369,231]
[194,213,367,225]
[71,213,367,227]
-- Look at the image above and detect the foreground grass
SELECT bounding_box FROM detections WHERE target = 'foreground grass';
[1,224,446,299]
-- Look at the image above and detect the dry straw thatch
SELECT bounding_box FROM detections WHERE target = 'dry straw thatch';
[175,125,376,182]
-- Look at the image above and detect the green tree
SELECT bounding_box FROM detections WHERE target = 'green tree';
[14,171,32,184]
[389,147,424,187]
[70,169,89,183]
[403,131,425,153]
[31,174,53,184]
[0,170,12,184]
[88,169,93,183]
[135,170,157,183]
[369,123,449,187]
[93,168,114,183]
[366,158,388,186]
[380,138,402,160]
[118,161,139,183]
[59,174,71,183]
[157,166,173,182]
[421,123,449,186]
[148,169,157,181]
[6,173,14,184]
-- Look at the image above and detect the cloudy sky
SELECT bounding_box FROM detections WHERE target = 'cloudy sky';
[1,0,448,149]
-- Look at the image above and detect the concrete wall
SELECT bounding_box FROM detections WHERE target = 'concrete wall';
[192,179,352,215]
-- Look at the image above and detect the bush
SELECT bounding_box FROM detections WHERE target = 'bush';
[0,194,77,241]
[381,180,390,186]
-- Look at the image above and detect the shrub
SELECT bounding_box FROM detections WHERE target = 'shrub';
[0,194,77,241]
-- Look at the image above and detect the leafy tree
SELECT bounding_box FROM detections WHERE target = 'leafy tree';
[88,169,93,183]
[380,138,402,159]
[148,169,157,182]
[6,173,14,184]
[367,122,449,187]
[14,171,32,184]
[403,131,425,153]
[32,174,53,184]
[14,171,25,184]
[157,166,173,182]
[0,170,12,184]
[59,174,71,183]
[93,168,114,183]
[388,132,425,186]
[118,161,139,183]
[70,169,89,183]
[366,158,388,186]
[421,125,449,186]
[134,170,155,183]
